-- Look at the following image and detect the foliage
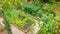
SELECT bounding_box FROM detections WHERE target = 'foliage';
[0,0,60,34]
[22,0,59,34]
[22,4,40,16]
[1,10,12,34]
[37,14,57,34]
[4,9,35,30]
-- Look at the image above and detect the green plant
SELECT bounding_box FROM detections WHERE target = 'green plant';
[22,0,59,34]
[4,9,35,30]
[0,0,60,34]
[1,10,12,34]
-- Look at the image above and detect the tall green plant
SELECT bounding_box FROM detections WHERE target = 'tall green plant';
[1,10,12,34]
